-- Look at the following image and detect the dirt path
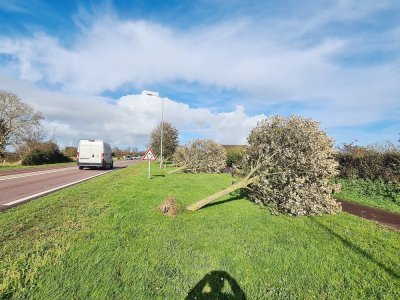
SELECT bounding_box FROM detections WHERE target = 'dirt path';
[336,198,400,231]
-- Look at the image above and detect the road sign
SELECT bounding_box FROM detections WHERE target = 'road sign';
[142,148,157,179]
[142,148,157,161]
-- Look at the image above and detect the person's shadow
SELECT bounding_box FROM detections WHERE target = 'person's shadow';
[185,270,247,300]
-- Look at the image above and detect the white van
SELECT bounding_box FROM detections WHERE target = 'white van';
[77,140,113,170]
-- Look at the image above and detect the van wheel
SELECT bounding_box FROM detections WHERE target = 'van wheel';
[79,166,83,170]
[110,162,114,169]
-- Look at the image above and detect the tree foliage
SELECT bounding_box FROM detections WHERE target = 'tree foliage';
[0,91,43,157]
[21,141,71,165]
[150,121,179,160]
[244,115,341,216]
[225,146,246,167]
[172,146,190,166]
[173,139,227,173]
[64,146,78,158]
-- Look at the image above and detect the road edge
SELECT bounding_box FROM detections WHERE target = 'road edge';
[1,169,115,212]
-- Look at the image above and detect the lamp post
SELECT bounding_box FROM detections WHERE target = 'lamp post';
[147,92,164,169]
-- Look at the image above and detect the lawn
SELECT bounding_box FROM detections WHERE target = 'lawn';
[335,178,400,214]
[1,162,399,299]
[0,162,75,172]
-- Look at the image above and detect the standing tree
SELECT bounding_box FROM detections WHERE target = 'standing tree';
[64,146,78,158]
[149,121,179,160]
[0,91,43,157]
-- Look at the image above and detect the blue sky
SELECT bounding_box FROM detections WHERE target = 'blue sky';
[0,0,399,149]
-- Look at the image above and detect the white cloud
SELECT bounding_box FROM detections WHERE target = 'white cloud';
[0,77,264,148]
[0,3,399,145]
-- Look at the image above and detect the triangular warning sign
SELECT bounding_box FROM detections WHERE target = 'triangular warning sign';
[142,148,157,161]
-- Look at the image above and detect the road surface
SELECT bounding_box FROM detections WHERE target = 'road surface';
[0,160,140,211]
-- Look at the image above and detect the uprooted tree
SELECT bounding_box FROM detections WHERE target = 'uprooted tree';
[172,145,190,166]
[187,115,342,216]
[171,139,227,174]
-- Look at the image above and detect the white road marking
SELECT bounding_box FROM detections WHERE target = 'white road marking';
[0,167,77,181]
[3,169,114,206]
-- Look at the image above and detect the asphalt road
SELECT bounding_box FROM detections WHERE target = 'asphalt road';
[0,160,140,211]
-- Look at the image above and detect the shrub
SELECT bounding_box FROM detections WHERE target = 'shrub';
[337,143,400,183]
[244,115,341,216]
[22,142,71,165]
[226,146,246,167]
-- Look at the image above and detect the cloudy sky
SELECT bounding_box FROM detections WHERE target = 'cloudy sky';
[0,0,399,149]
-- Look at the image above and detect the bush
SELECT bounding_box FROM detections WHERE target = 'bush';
[337,143,400,183]
[226,146,246,167]
[22,142,72,165]
[244,115,341,216]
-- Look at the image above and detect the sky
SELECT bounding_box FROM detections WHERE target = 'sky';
[0,0,399,150]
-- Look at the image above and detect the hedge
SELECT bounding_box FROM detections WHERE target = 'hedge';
[337,150,400,183]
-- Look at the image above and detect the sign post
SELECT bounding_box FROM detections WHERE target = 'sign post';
[142,148,157,179]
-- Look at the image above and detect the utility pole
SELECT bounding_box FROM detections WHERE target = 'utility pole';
[160,97,164,169]
[146,92,164,169]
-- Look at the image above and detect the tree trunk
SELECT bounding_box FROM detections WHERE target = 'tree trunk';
[186,176,259,211]
[168,165,188,174]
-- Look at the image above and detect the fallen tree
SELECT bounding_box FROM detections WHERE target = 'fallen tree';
[170,139,227,174]
[187,116,342,216]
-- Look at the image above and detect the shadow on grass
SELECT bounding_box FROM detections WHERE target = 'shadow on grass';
[203,190,248,209]
[311,218,399,280]
[185,270,246,300]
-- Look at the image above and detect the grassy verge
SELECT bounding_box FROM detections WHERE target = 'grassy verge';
[0,162,75,172]
[1,163,399,299]
[335,178,400,214]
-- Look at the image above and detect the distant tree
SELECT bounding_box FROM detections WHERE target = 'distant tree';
[0,91,43,157]
[112,147,123,158]
[149,121,179,160]
[64,146,77,158]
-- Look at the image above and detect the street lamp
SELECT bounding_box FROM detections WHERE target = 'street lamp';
[147,92,164,169]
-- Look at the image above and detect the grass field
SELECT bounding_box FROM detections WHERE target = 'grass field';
[0,162,75,172]
[335,178,400,214]
[1,163,399,299]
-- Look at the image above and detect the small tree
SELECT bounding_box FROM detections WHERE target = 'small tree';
[0,91,43,157]
[150,121,179,160]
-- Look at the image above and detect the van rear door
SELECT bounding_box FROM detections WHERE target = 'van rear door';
[79,144,92,162]
[88,143,102,164]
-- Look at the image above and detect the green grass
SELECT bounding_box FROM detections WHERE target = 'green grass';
[1,163,400,299]
[0,162,75,172]
[335,178,400,214]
